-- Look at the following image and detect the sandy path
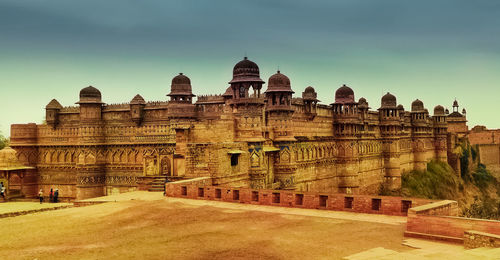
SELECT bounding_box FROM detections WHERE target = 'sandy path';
[1,196,410,259]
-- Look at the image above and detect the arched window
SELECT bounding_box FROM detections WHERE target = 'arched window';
[239,86,245,98]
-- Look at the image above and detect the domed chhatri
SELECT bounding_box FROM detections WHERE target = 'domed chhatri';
[302,86,319,101]
[434,105,445,115]
[411,99,425,112]
[358,97,369,108]
[265,71,294,93]
[229,57,264,84]
[381,92,397,108]
[78,86,102,103]
[168,73,195,97]
[0,146,33,169]
[334,84,355,103]
[397,104,404,111]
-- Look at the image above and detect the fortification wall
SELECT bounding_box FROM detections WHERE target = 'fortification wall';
[469,129,500,145]
[477,144,500,167]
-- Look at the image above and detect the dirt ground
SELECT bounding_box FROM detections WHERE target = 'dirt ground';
[0,198,411,259]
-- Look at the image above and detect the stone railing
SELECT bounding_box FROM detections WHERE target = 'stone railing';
[164,182,433,217]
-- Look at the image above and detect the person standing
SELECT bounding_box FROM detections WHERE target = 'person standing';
[38,189,44,204]
[0,182,5,201]
[49,188,54,203]
[54,189,59,203]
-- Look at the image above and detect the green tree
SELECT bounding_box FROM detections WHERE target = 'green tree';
[0,132,8,150]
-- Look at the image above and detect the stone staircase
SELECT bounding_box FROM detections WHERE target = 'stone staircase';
[148,176,168,192]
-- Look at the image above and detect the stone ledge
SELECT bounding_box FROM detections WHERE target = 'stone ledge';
[0,205,72,219]
[404,231,463,244]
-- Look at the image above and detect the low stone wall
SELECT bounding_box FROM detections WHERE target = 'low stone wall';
[0,205,72,219]
[73,201,108,207]
[464,230,500,249]
[164,182,433,216]
[405,200,500,244]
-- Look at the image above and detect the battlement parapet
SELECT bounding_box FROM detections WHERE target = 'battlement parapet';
[60,106,79,113]
[196,95,224,103]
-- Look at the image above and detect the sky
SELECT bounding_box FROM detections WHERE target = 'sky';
[1,0,500,136]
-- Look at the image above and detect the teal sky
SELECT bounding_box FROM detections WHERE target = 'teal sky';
[1,0,500,136]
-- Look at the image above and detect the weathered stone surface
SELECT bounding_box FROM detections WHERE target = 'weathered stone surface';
[8,58,464,199]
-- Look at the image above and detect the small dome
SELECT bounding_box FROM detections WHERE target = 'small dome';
[168,73,194,97]
[46,99,62,109]
[302,86,318,101]
[130,94,146,105]
[335,84,355,103]
[411,99,425,112]
[381,92,397,108]
[78,86,102,103]
[80,86,101,99]
[453,99,459,107]
[0,147,29,169]
[434,105,445,115]
[445,108,449,114]
[462,108,467,114]
[304,86,315,93]
[358,97,368,109]
[397,104,404,110]
[229,57,264,84]
[265,71,293,93]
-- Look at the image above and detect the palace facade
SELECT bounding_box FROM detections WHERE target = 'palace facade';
[9,57,467,200]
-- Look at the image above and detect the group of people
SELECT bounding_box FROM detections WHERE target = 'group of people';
[0,182,5,201]
[38,188,59,204]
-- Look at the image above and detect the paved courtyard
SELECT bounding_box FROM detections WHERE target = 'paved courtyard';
[0,192,495,259]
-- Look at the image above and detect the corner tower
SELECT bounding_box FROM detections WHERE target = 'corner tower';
[379,92,402,192]
[332,85,362,194]
[227,57,266,142]
[264,70,295,141]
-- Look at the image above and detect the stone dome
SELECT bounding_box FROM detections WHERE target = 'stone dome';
[0,147,32,170]
[335,84,355,103]
[265,71,294,93]
[358,97,368,109]
[168,73,195,97]
[381,92,397,108]
[302,86,318,101]
[453,100,459,107]
[397,104,404,110]
[46,99,62,109]
[411,99,425,112]
[229,57,264,84]
[78,86,102,103]
[304,86,315,93]
[434,105,445,115]
[130,94,146,105]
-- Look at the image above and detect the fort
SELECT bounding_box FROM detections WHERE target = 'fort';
[5,57,470,200]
